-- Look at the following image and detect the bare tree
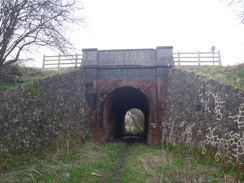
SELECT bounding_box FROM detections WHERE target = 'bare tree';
[0,0,85,69]
[223,0,244,24]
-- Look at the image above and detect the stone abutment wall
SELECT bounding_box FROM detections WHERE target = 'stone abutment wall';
[0,70,90,155]
[163,68,244,163]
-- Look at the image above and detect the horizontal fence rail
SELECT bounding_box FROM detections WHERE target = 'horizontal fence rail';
[42,54,82,70]
[173,51,221,66]
[42,51,221,70]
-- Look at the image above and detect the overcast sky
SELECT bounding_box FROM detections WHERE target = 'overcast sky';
[38,0,244,66]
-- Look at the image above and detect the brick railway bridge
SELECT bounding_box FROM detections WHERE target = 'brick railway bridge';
[81,47,174,145]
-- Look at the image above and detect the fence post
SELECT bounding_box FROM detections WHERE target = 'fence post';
[75,53,78,67]
[58,54,61,70]
[42,55,46,69]
[218,51,221,66]
[177,51,180,66]
[197,51,200,65]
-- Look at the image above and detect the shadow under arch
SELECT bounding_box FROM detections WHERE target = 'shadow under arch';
[103,87,150,143]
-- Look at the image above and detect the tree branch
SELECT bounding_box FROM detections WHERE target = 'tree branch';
[0,0,85,68]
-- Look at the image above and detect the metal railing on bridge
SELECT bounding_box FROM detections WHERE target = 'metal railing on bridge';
[42,51,221,70]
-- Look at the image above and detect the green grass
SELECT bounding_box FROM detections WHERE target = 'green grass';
[160,144,242,182]
[122,144,218,182]
[176,64,244,90]
[0,65,79,93]
[1,64,243,93]
[0,141,243,183]
[0,139,127,183]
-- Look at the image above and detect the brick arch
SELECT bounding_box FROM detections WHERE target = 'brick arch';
[103,87,150,142]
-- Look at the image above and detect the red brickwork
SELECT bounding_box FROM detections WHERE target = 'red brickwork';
[85,76,168,146]
[82,47,173,146]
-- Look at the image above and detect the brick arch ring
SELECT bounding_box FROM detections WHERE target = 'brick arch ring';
[103,86,150,143]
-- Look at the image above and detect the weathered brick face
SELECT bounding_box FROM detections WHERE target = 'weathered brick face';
[98,78,158,144]
[81,47,173,145]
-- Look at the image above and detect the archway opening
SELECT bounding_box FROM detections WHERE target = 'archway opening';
[124,108,145,137]
[103,87,149,143]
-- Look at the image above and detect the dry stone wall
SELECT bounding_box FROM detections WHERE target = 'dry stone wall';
[163,69,244,164]
[0,70,90,155]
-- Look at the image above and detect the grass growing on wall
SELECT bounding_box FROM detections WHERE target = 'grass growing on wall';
[176,63,244,90]
[1,64,243,93]
[0,65,79,93]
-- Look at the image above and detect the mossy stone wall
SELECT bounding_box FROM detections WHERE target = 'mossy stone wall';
[163,69,244,164]
[0,70,90,155]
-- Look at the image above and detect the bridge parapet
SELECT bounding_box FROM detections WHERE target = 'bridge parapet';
[82,46,173,68]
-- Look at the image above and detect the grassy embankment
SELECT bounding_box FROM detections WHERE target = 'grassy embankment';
[0,65,79,93]
[176,64,244,90]
[0,64,243,92]
[0,64,244,92]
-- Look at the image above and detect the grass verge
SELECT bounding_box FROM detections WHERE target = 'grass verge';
[0,139,127,183]
[0,65,79,93]
[175,64,244,90]
[121,143,243,182]
[0,141,243,183]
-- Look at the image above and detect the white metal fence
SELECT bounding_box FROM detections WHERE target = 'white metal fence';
[173,51,221,66]
[42,51,221,70]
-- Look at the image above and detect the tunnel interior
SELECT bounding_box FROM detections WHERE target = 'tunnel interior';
[103,87,150,142]
[124,108,145,136]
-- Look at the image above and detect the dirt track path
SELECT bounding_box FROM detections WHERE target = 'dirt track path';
[111,140,138,183]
